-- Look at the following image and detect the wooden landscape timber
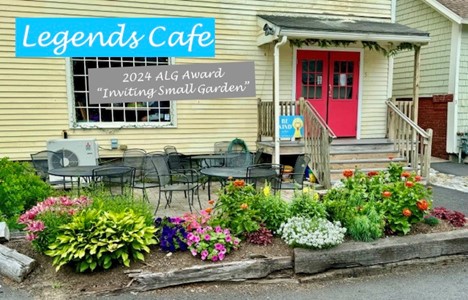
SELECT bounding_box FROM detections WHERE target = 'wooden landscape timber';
[0,244,36,282]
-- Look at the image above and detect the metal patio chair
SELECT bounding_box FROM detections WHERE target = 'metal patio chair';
[92,166,135,196]
[30,150,71,189]
[246,163,283,191]
[277,154,311,191]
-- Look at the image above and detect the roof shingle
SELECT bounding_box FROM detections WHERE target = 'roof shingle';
[436,0,468,18]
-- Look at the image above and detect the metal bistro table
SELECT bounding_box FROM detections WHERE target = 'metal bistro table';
[190,153,239,168]
[200,167,276,199]
[48,165,98,195]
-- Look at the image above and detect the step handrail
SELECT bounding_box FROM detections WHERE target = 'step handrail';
[386,99,433,178]
[299,97,335,188]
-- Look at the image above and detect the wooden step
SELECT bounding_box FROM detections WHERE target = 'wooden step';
[330,138,395,153]
[330,157,407,170]
[330,150,400,160]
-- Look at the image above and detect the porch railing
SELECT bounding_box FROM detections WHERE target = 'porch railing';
[386,100,433,178]
[257,98,298,140]
[299,98,335,188]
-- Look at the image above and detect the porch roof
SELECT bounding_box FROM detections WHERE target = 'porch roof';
[257,15,431,46]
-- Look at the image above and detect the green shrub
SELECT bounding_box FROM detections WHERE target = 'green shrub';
[346,204,384,242]
[289,188,327,219]
[0,157,52,229]
[45,208,158,272]
[209,179,260,236]
[251,186,290,232]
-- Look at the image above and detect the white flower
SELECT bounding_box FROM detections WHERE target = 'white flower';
[278,216,346,249]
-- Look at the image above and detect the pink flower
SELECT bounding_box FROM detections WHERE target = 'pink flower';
[204,234,211,241]
[196,227,204,234]
[26,233,36,241]
[194,236,200,243]
[233,238,240,245]
[201,249,209,257]
[212,255,219,262]
[187,233,195,241]
[214,243,224,251]
[218,253,225,261]
[191,249,198,256]
[27,220,45,232]
[223,229,230,235]
[225,235,232,242]
[215,226,223,233]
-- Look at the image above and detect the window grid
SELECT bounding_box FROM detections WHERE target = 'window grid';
[72,57,171,126]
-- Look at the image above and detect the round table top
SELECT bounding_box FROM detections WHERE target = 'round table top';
[200,167,276,179]
[190,153,239,160]
[48,165,98,177]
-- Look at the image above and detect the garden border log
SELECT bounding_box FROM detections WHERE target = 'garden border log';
[128,256,293,291]
[0,244,36,282]
[294,228,468,274]
[0,222,10,243]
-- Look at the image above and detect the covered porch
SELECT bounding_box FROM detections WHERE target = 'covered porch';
[256,15,432,188]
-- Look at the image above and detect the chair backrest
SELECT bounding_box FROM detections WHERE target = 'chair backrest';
[30,150,63,180]
[92,166,135,196]
[122,149,146,179]
[149,153,171,186]
[163,145,178,155]
[292,155,311,184]
[246,163,283,190]
[253,148,264,164]
[214,141,230,154]
[225,151,253,168]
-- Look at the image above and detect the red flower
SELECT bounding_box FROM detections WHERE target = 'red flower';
[415,175,422,182]
[233,179,245,187]
[401,171,411,178]
[416,199,429,211]
[205,207,213,214]
[382,191,392,198]
[343,169,354,178]
[367,171,378,177]
[402,208,412,217]
[405,181,414,188]
[208,200,215,205]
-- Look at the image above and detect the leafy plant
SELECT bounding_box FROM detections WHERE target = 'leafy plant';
[423,215,440,226]
[0,157,52,229]
[245,224,273,246]
[346,204,384,242]
[45,208,158,272]
[187,225,240,261]
[209,179,260,236]
[430,207,466,227]
[250,185,290,232]
[154,217,188,252]
[181,210,211,231]
[18,196,92,253]
[279,216,346,249]
[289,188,327,219]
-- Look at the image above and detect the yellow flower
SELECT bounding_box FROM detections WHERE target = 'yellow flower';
[303,187,311,194]
[314,193,319,201]
[263,185,271,196]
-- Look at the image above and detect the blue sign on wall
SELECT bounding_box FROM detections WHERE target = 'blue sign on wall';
[279,116,304,140]
[15,17,215,57]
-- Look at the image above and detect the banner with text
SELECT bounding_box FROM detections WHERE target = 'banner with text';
[88,62,256,104]
[16,17,215,57]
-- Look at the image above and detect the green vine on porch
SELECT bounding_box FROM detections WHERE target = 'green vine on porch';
[289,39,415,56]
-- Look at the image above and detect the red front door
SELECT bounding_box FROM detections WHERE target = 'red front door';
[296,50,360,137]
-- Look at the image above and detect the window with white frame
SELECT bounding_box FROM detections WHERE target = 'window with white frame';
[71,57,172,127]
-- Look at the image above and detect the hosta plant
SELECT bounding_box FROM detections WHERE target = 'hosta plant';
[279,216,346,249]
[187,225,240,261]
[45,208,158,272]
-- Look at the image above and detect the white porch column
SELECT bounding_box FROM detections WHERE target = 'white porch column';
[413,45,421,123]
[273,36,288,165]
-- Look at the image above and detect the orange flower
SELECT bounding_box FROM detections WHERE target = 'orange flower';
[401,171,411,178]
[233,179,245,187]
[415,175,422,182]
[388,156,394,160]
[402,208,412,217]
[382,191,392,198]
[208,200,215,205]
[205,207,213,214]
[416,199,429,211]
[405,181,414,188]
[342,169,354,178]
[367,171,378,177]
[240,203,248,210]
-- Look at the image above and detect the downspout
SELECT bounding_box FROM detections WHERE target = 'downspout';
[274,35,288,165]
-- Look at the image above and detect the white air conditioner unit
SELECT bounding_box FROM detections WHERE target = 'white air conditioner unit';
[47,138,99,169]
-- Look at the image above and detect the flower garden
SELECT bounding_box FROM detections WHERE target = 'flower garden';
[1,158,467,275]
